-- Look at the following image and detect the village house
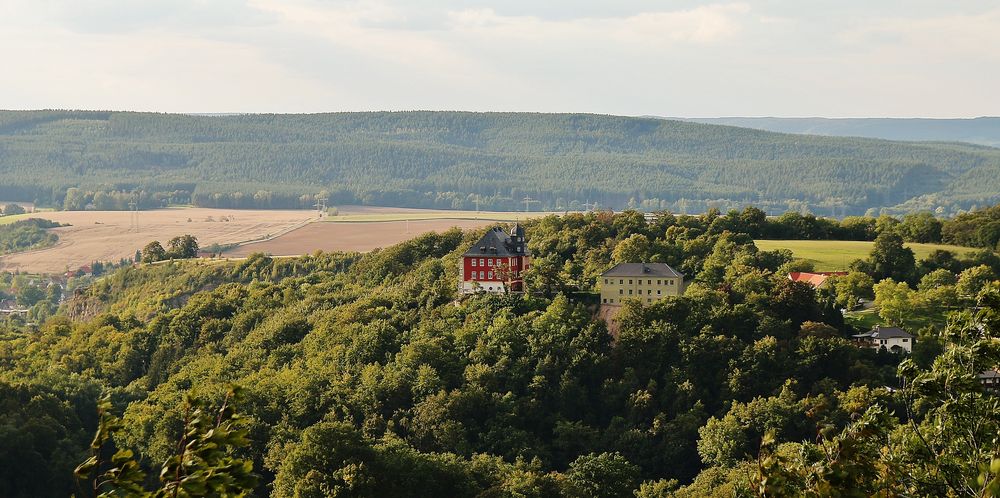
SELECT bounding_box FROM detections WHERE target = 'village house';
[852,325,914,353]
[787,271,848,289]
[979,370,999,393]
[0,299,28,316]
[459,224,530,294]
[600,263,684,305]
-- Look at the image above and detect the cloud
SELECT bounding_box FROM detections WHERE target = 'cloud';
[0,0,997,116]
[446,4,751,45]
[839,8,1000,61]
[17,0,275,33]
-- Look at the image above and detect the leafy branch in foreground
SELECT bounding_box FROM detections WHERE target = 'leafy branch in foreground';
[74,386,257,498]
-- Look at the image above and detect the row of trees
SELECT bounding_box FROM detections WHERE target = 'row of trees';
[140,235,199,263]
[0,203,26,216]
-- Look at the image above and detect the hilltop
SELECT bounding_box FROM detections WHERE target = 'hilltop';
[2,110,1000,215]
[676,116,1000,147]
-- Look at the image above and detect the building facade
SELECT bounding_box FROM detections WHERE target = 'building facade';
[852,326,914,353]
[460,224,530,294]
[600,262,684,305]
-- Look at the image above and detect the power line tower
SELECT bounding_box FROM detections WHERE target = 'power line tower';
[522,196,540,213]
[128,195,139,232]
[313,196,328,218]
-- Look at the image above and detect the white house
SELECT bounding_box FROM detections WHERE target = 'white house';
[852,326,914,353]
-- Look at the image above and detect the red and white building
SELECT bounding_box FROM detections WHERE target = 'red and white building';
[460,224,530,294]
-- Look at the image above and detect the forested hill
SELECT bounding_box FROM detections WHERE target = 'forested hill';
[2,110,1000,215]
[675,116,1000,148]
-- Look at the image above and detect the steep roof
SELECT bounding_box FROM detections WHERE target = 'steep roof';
[788,272,831,288]
[463,225,529,257]
[852,326,914,339]
[601,262,683,278]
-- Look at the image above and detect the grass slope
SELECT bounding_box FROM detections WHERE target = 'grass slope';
[754,239,978,271]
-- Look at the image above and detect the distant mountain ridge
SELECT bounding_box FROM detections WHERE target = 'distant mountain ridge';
[1,110,999,216]
[671,117,1000,148]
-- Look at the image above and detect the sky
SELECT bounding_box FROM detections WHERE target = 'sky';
[1,0,998,117]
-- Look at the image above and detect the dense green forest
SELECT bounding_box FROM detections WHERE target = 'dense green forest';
[2,110,999,215]
[678,116,1000,147]
[0,218,61,255]
[1,208,999,496]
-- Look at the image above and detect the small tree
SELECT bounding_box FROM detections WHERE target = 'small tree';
[873,278,917,326]
[74,386,257,497]
[831,271,875,310]
[2,203,26,216]
[166,235,199,259]
[141,241,166,263]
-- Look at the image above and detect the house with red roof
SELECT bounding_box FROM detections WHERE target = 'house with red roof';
[788,271,848,289]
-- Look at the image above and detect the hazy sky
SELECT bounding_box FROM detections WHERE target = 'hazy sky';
[1,0,998,117]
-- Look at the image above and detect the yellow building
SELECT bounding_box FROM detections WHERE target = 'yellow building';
[600,263,684,305]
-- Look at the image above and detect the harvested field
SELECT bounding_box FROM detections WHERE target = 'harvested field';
[328,205,564,222]
[226,218,497,256]
[0,208,317,274]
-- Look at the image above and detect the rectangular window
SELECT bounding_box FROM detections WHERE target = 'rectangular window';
[619,289,623,295]
[657,290,661,295]
[479,258,484,266]
[648,290,652,294]
[647,298,652,303]
[472,259,477,267]
[629,289,633,295]
[619,279,623,284]
[629,279,633,284]
[488,259,494,267]
[479,271,484,279]
[602,298,607,303]
[669,279,674,285]
[657,280,661,285]
[604,278,608,284]
[609,299,614,304]
[648,280,651,284]
[488,271,494,279]
[902,338,908,342]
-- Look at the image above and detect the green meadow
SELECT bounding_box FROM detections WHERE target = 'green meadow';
[754,239,979,271]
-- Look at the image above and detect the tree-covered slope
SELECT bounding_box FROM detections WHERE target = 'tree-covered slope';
[1,110,999,214]
[2,208,999,496]
[676,116,1000,147]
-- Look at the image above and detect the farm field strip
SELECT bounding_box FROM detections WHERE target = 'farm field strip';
[324,207,567,223]
[0,208,319,274]
[226,218,498,256]
[754,239,979,271]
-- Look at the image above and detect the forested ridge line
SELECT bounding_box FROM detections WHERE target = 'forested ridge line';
[1,110,999,215]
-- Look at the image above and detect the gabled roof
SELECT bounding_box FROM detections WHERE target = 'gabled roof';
[788,272,848,288]
[463,225,529,257]
[852,326,914,339]
[601,262,683,278]
[979,370,1000,380]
